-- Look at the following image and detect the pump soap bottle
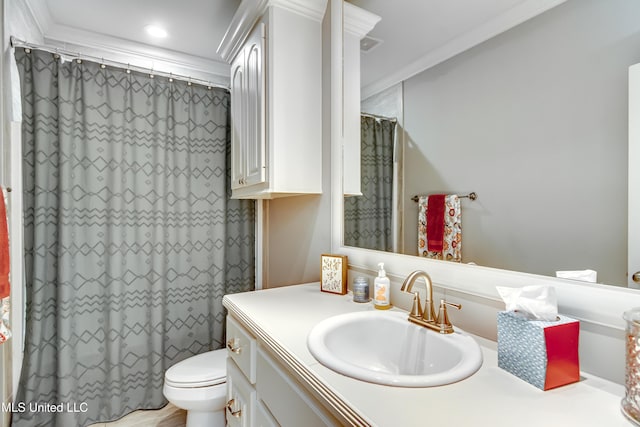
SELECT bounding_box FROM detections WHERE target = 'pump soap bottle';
[373,262,391,310]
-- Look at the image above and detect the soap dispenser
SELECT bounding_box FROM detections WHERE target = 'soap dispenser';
[373,262,391,310]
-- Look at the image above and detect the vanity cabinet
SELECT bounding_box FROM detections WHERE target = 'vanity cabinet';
[226,360,256,427]
[226,314,339,426]
[256,347,337,426]
[219,1,324,199]
[226,315,257,426]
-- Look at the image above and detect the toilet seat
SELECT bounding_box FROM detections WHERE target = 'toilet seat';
[165,349,227,388]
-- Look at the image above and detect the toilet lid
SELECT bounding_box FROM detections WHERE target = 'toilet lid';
[165,349,227,388]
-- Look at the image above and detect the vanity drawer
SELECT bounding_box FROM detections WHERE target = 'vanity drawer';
[256,346,339,426]
[226,315,257,384]
[226,358,256,427]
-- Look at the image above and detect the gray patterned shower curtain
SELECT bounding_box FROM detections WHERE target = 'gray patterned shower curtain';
[13,48,255,426]
[344,115,396,252]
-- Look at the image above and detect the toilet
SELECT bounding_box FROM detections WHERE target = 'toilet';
[163,349,228,427]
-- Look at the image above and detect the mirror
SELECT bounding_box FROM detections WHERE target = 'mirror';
[345,0,640,287]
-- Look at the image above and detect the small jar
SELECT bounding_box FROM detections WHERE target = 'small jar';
[352,276,370,303]
[622,307,640,425]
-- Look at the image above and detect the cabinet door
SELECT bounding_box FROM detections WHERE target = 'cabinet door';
[255,399,278,427]
[243,23,266,187]
[257,347,338,426]
[230,50,246,190]
[227,359,256,427]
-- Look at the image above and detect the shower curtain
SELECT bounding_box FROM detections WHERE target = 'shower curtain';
[13,48,255,426]
[344,115,396,252]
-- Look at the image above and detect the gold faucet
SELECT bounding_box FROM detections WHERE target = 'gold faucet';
[400,270,461,334]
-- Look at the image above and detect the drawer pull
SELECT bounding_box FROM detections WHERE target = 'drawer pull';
[226,399,242,418]
[227,338,242,354]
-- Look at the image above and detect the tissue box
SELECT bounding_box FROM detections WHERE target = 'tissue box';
[497,311,580,390]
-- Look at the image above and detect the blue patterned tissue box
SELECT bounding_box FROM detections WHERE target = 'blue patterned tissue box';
[497,311,580,390]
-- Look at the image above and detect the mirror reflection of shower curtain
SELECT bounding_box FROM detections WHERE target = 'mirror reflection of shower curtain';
[344,115,398,252]
[13,48,255,426]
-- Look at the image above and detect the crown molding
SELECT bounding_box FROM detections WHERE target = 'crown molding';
[217,0,267,63]
[42,24,229,84]
[217,0,327,63]
[343,2,380,39]
[362,0,567,99]
[20,0,229,85]
[271,0,327,21]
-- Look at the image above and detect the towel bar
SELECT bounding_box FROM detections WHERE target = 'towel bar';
[411,192,477,203]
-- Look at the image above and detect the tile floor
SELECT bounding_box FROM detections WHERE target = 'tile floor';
[87,404,186,427]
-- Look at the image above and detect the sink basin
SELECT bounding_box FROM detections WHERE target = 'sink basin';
[307,310,482,387]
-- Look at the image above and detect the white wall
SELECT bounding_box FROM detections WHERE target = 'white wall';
[398,0,639,285]
[266,195,331,287]
[361,83,402,121]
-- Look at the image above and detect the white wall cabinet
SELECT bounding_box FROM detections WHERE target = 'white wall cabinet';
[220,0,324,199]
[230,23,266,192]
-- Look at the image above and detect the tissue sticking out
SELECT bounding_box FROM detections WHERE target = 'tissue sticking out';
[496,285,558,322]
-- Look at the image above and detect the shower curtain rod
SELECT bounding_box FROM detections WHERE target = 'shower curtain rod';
[10,36,230,90]
[361,112,398,122]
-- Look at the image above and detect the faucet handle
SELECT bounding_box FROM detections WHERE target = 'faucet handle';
[410,292,423,318]
[436,299,462,334]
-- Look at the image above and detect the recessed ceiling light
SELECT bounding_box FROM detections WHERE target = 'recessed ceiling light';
[145,25,168,38]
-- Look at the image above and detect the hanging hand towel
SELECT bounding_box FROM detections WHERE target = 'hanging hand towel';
[418,194,462,262]
[0,187,10,344]
[0,187,9,299]
[426,194,446,251]
[0,298,11,343]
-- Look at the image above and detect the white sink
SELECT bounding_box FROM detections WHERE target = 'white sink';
[307,310,483,387]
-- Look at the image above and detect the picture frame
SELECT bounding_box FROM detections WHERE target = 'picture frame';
[320,254,348,295]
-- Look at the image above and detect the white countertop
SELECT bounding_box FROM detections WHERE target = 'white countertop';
[223,283,630,427]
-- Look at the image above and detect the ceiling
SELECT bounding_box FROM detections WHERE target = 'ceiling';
[37,0,240,63]
[348,0,566,97]
[31,0,564,91]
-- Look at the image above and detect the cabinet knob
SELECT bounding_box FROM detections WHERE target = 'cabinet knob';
[227,338,242,354]
[633,272,640,283]
[226,399,242,418]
